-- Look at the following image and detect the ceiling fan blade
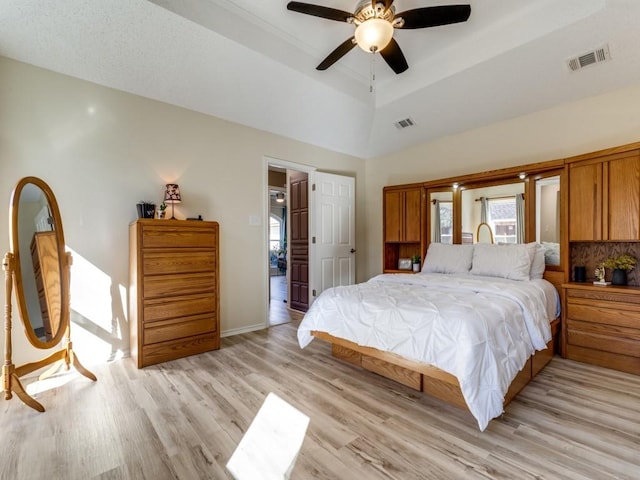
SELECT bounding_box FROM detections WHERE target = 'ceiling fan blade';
[287,2,352,22]
[380,38,408,74]
[317,37,357,70]
[395,5,471,29]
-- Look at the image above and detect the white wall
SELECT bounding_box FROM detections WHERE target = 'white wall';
[364,82,640,279]
[0,57,367,366]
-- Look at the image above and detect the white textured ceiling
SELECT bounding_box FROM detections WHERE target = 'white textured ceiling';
[1,0,640,159]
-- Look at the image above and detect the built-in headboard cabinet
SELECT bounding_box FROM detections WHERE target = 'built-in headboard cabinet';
[563,142,640,373]
[383,140,640,374]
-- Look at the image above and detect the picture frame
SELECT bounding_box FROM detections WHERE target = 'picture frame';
[398,258,412,270]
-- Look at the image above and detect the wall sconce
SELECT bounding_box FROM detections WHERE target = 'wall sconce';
[518,172,527,180]
[275,192,285,203]
[452,182,459,190]
[164,183,182,219]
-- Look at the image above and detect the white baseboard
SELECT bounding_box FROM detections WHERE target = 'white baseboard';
[222,323,267,338]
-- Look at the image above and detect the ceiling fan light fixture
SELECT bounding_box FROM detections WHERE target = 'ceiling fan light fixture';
[354,18,393,52]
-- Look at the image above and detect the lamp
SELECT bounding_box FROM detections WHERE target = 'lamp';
[354,18,394,53]
[275,192,285,203]
[164,183,181,219]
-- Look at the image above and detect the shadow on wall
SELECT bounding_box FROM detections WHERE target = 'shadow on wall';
[68,247,129,363]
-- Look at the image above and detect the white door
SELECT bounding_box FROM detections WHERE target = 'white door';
[312,172,356,301]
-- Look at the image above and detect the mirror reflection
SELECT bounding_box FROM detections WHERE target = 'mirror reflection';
[535,175,561,265]
[477,222,495,244]
[461,183,525,243]
[430,191,453,243]
[17,183,61,342]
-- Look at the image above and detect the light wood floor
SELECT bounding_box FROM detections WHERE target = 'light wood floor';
[269,275,303,326]
[1,322,639,479]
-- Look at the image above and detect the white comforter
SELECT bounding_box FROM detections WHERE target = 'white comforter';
[298,273,559,431]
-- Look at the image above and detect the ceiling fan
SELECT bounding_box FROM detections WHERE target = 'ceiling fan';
[287,0,471,74]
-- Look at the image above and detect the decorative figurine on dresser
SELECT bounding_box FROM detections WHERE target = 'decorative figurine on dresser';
[129,219,220,368]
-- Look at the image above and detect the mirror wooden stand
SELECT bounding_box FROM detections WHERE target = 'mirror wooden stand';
[2,177,96,412]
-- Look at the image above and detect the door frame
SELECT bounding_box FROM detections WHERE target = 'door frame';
[263,156,316,328]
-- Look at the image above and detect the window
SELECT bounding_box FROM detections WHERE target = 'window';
[488,198,517,244]
[270,215,283,253]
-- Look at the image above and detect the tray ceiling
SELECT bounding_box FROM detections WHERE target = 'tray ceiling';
[1,0,640,158]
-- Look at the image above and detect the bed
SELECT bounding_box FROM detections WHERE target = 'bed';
[297,242,561,431]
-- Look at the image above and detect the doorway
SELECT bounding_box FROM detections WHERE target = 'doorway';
[267,166,293,326]
[265,158,356,327]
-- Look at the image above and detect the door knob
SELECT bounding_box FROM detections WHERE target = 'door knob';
[350,248,356,253]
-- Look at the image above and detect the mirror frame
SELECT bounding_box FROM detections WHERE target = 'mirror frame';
[9,176,69,349]
[476,222,495,244]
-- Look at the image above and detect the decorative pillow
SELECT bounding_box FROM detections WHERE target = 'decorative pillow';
[542,242,560,265]
[529,243,546,280]
[422,243,474,274]
[470,243,532,281]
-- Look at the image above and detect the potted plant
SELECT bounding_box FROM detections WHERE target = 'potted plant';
[411,254,421,272]
[158,202,167,219]
[603,253,637,285]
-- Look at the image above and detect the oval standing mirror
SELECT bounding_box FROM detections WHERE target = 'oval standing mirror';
[4,176,96,412]
[10,177,68,348]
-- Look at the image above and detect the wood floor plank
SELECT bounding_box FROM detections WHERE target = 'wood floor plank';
[1,321,639,479]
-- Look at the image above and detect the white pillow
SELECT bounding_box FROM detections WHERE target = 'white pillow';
[422,243,474,274]
[530,243,546,280]
[470,243,532,281]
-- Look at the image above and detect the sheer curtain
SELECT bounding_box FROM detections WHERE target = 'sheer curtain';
[480,197,489,223]
[516,193,525,243]
[433,200,441,243]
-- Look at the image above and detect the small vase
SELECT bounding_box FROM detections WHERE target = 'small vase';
[412,263,420,272]
[612,269,627,286]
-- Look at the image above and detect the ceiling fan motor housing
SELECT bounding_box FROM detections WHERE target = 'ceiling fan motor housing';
[353,0,396,24]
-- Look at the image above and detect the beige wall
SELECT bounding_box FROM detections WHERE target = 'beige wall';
[364,82,640,279]
[0,57,366,366]
[5,53,640,368]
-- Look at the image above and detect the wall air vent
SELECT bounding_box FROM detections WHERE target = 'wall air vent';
[394,117,416,130]
[567,44,611,72]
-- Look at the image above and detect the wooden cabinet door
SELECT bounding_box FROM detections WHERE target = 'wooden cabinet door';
[384,190,402,242]
[569,161,602,241]
[403,188,422,242]
[606,152,640,240]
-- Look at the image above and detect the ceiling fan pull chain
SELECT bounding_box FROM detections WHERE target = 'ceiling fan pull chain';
[370,54,376,93]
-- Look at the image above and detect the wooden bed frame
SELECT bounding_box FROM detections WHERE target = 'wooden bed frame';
[313,318,558,411]
[313,270,564,413]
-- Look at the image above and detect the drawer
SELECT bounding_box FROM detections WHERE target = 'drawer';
[140,332,219,367]
[143,251,215,275]
[144,272,215,298]
[567,329,640,357]
[142,225,217,249]
[143,314,215,345]
[143,293,215,323]
[566,301,640,329]
[565,288,640,306]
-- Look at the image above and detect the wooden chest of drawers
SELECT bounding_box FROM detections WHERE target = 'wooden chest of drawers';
[129,219,220,368]
[563,283,640,375]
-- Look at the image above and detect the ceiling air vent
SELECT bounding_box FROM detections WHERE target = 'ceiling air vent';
[394,117,416,130]
[567,44,611,72]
